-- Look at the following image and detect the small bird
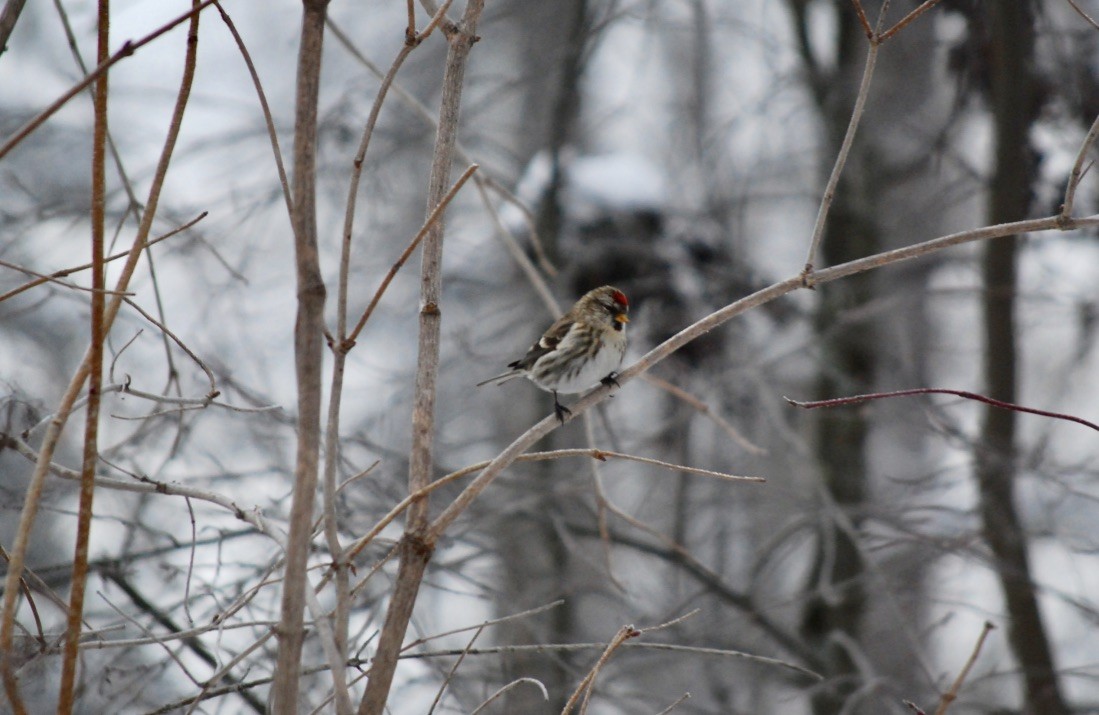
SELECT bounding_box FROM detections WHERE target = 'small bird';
[477,286,630,422]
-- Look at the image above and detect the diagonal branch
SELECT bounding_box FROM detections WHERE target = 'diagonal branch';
[0,0,217,161]
[429,212,1099,542]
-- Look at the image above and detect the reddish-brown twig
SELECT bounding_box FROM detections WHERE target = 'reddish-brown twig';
[879,0,945,42]
[784,388,1099,433]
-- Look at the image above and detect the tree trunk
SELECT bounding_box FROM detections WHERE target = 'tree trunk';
[977,2,1069,713]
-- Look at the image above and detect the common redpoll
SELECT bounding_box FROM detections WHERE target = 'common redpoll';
[477,286,630,422]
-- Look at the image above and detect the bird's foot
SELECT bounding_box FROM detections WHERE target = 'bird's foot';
[553,393,572,424]
[600,372,621,388]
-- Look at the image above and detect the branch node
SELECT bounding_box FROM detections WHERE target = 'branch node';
[404,531,436,559]
[799,265,816,289]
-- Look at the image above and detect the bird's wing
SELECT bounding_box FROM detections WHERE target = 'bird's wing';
[508,315,575,370]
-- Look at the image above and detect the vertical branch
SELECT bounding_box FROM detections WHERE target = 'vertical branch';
[356,2,484,713]
[56,0,111,709]
[269,1,330,712]
[0,4,204,710]
[321,2,452,667]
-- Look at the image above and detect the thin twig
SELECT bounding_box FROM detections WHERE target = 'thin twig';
[583,415,626,592]
[342,447,758,565]
[655,692,691,714]
[879,0,944,42]
[469,678,548,714]
[214,1,292,216]
[355,6,485,709]
[401,600,564,652]
[1065,0,1099,31]
[0,212,205,305]
[850,0,873,39]
[426,624,484,715]
[784,387,1099,433]
[933,621,995,715]
[478,173,558,276]
[801,34,880,280]
[1,0,207,705]
[473,177,560,317]
[562,625,640,715]
[640,374,766,455]
[122,297,217,394]
[97,589,203,687]
[0,0,217,161]
[404,642,821,680]
[346,163,479,345]
[0,260,132,297]
[1061,111,1099,221]
[182,497,197,627]
[118,383,278,414]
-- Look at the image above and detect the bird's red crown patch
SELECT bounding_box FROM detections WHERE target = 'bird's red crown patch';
[612,290,628,307]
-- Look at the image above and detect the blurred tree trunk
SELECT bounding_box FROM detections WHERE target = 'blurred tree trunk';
[977,2,1069,713]
[793,5,877,710]
[495,1,589,710]
[790,2,945,710]
[802,169,875,714]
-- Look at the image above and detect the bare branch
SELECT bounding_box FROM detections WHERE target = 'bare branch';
[270,1,352,712]
[356,2,485,711]
[655,692,692,715]
[0,0,27,57]
[784,387,1099,433]
[346,163,479,345]
[214,2,293,217]
[469,678,549,715]
[57,0,114,706]
[1061,111,1099,220]
[933,621,995,715]
[562,624,640,715]
[430,211,1099,542]
[801,38,879,279]
[879,0,945,42]
[0,0,218,161]
[849,0,873,39]
[1065,0,1099,31]
[1,0,209,700]
[640,374,766,455]
[0,212,206,305]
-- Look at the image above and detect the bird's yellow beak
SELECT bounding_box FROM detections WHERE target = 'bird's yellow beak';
[614,313,629,324]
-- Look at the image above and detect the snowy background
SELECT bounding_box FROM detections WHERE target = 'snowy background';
[2,1,1099,713]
